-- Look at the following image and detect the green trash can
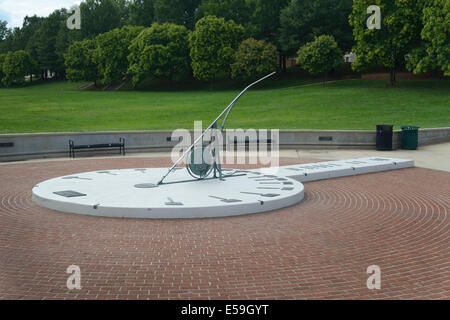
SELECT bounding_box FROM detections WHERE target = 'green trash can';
[401,126,420,150]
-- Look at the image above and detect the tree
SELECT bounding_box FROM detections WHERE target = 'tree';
[128,23,191,86]
[296,35,343,82]
[349,0,424,85]
[153,0,201,29]
[231,38,278,80]
[0,28,23,54]
[34,9,68,78]
[1,50,38,87]
[198,0,252,28]
[0,20,7,41]
[0,53,6,86]
[279,0,353,56]
[247,0,289,42]
[22,16,44,59]
[80,0,122,39]
[65,39,99,85]
[94,25,144,85]
[407,0,450,76]
[189,15,246,83]
[128,0,155,27]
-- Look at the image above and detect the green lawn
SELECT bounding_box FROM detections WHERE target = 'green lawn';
[0,79,449,134]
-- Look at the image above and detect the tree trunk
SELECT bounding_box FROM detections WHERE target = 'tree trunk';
[282,55,287,73]
[390,67,396,86]
[211,74,215,90]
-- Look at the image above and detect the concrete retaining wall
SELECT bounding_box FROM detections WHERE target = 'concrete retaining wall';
[1,128,449,162]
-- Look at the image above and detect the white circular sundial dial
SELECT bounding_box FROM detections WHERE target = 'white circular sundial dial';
[32,168,305,219]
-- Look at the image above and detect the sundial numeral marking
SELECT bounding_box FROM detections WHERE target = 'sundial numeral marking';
[241,192,280,198]
[209,196,242,203]
[134,169,147,173]
[134,183,157,189]
[281,187,294,191]
[62,176,93,181]
[259,182,281,185]
[165,197,184,206]
[53,190,87,198]
[257,187,280,190]
[283,182,294,185]
[97,171,117,176]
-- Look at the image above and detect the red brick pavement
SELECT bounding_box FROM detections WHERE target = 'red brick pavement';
[0,157,448,300]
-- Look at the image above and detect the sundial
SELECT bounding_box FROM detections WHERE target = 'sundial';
[30,74,415,219]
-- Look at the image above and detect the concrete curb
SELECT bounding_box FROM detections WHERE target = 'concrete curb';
[1,128,449,162]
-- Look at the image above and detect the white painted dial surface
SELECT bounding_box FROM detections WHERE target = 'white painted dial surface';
[32,168,305,219]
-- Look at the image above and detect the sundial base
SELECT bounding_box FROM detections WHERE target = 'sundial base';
[32,168,304,219]
[32,157,414,219]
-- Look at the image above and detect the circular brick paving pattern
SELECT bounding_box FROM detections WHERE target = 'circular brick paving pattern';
[0,157,448,300]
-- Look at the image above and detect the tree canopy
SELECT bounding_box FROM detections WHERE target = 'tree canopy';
[407,0,450,76]
[1,50,38,87]
[80,0,124,39]
[65,39,99,84]
[279,0,354,55]
[297,35,343,80]
[153,0,201,30]
[350,0,424,85]
[189,15,246,83]
[128,0,155,27]
[231,38,278,80]
[94,25,144,84]
[127,23,191,86]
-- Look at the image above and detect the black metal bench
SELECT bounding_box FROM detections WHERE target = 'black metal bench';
[69,138,125,158]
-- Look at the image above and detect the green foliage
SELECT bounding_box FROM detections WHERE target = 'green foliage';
[0,53,6,87]
[198,0,252,28]
[0,20,7,40]
[34,9,68,75]
[65,39,99,83]
[94,25,144,85]
[128,23,191,86]
[407,0,450,76]
[349,0,424,83]
[189,15,246,83]
[1,50,38,87]
[231,38,278,80]
[247,0,289,43]
[297,35,343,76]
[80,0,123,39]
[128,0,155,27]
[153,0,201,29]
[279,0,353,55]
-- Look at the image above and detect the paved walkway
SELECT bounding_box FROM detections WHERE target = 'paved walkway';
[0,156,448,300]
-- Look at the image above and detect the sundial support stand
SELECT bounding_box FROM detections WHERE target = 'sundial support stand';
[157,72,276,186]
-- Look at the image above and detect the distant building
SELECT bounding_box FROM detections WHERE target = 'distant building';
[344,52,356,63]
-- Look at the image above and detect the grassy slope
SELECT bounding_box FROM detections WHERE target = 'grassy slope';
[0,79,449,134]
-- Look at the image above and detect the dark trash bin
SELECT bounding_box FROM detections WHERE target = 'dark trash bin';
[376,125,393,151]
[401,126,420,150]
